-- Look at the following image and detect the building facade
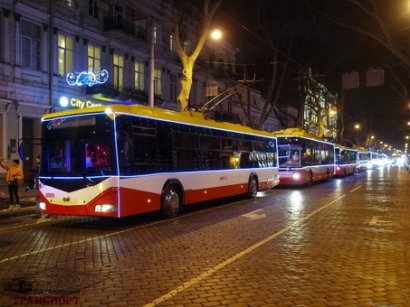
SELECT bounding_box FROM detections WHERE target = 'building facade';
[0,0,293,179]
[303,69,338,139]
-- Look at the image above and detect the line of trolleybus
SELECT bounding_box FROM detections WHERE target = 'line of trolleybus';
[37,104,387,218]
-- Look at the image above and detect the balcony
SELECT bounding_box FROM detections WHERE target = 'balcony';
[104,17,135,34]
[104,18,147,44]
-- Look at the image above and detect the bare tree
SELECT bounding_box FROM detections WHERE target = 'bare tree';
[315,0,410,102]
[317,0,410,66]
[232,0,297,130]
[171,0,222,111]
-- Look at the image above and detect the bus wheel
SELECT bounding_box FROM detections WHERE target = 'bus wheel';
[248,176,258,198]
[161,185,181,218]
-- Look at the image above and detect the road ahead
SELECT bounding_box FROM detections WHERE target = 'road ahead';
[1,166,410,306]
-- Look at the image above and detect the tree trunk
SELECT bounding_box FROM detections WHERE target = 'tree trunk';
[178,60,194,111]
[172,0,223,112]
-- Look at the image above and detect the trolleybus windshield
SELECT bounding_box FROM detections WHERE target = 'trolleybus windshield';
[41,114,115,177]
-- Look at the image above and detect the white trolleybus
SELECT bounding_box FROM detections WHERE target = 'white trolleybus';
[274,128,335,185]
[334,145,357,176]
[357,149,372,171]
[38,104,280,218]
[358,150,384,170]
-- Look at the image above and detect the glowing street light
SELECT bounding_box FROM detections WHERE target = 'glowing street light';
[210,28,223,40]
[329,108,337,117]
[354,123,361,130]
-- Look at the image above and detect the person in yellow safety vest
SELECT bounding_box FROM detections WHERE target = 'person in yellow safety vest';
[0,159,24,208]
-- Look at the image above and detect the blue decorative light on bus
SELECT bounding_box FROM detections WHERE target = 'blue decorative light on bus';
[66,69,109,87]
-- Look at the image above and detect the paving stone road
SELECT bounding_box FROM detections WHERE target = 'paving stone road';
[0,166,409,306]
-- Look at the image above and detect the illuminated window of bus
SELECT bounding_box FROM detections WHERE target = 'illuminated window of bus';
[85,143,111,169]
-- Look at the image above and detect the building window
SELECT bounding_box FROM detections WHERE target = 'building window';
[112,4,123,26]
[153,26,158,45]
[183,41,189,53]
[21,20,41,70]
[153,25,162,45]
[87,45,101,72]
[154,69,162,96]
[113,54,124,90]
[134,62,145,91]
[170,74,177,103]
[60,0,75,8]
[169,34,174,52]
[58,34,73,76]
[88,0,99,18]
[135,18,146,38]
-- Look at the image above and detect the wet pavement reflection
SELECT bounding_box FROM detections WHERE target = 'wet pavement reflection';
[0,166,410,306]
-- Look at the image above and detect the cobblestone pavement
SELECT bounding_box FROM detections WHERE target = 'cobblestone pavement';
[0,166,409,306]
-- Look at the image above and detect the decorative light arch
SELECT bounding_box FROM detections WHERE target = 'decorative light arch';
[66,69,109,87]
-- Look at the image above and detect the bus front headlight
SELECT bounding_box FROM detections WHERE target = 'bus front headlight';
[292,173,301,180]
[38,202,46,211]
[95,204,116,213]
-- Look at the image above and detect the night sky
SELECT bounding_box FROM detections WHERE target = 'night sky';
[215,0,410,150]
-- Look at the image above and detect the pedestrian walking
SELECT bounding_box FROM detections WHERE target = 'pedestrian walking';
[26,155,40,191]
[0,158,24,208]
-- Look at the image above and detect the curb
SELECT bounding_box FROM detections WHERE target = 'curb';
[0,199,38,218]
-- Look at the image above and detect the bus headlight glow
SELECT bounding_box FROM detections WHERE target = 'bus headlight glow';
[95,204,116,213]
[292,173,301,180]
[38,202,46,210]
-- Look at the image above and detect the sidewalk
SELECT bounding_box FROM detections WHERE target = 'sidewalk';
[0,182,39,216]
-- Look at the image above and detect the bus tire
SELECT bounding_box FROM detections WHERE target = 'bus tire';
[248,176,258,198]
[161,184,182,218]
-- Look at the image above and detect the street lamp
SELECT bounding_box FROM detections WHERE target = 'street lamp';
[203,28,224,101]
[210,28,223,40]
[354,123,361,130]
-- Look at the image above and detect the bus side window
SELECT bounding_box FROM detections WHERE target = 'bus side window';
[131,118,158,174]
[157,122,173,172]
